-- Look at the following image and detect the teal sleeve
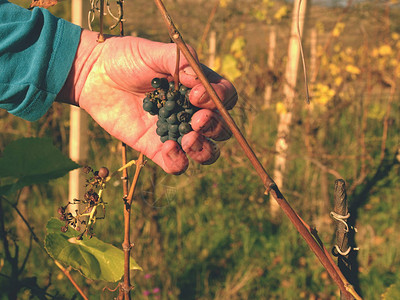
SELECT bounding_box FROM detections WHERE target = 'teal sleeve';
[0,0,82,121]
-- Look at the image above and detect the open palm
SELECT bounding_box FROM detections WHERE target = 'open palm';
[58,30,237,174]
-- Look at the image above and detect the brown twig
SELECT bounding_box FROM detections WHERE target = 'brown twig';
[174,44,180,91]
[119,152,145,300]
[126,153,146,205]
[196,0,219,58]
[152,0,361,298]
[54,261,89,300]
[119,142,130,300]
[97,0,105,42]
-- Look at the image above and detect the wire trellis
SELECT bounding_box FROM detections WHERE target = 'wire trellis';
[88,0,125,32]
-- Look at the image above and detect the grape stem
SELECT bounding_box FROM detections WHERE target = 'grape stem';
[174,44,180,91]
[153,0,361,299]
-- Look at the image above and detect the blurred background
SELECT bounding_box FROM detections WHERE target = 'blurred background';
[1,0,399,299]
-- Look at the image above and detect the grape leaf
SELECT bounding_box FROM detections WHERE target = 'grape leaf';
[45,218,142,282]
[0,138,79,195]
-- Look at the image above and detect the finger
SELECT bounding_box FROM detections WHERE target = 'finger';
[191,109,232,141]
[160,141,189,174]
[139,41,237,111]
[189,66,238,110]
[181,131,220,165]
[152,42,201,85]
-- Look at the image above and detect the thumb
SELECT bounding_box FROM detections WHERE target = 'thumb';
[138,39,201,87]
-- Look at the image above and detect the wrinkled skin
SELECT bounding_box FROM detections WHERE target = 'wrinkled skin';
[57,30,237,174]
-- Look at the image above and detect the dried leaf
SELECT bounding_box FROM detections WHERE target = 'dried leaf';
[29,0,59,9]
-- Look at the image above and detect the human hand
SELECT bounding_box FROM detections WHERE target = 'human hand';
[57,30,237,174]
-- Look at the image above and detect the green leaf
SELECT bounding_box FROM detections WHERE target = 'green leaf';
[45,218,142,282]
[0,138,79,194]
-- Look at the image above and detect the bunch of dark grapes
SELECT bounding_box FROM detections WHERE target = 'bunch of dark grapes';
[142,78,200,145]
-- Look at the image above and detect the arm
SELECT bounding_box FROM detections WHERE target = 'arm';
[0,0,81,121]
[0,1,238,174]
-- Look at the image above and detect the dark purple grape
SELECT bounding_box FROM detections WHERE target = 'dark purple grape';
[160,78,169,89]
[169,81,175,90]
[143,101,154,113]
[167,91,178,101]
[159,107,171,119]
[151,78,161,89]
[179,122,192,134]
[156,126,168,137]
[160,135,169,143]
[177,111,190,122]
[168,135,178,142]
[168,124,179,134]
[157,118,167,127]
[167,113,178,124]
[177,136,182,145]
[184,107,196,115]
[179,85,188,95]
[148,110,157,116]
[164,100,176,112]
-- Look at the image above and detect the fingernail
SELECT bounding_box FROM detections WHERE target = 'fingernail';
[202,142,220,165]
[183,66,197,77]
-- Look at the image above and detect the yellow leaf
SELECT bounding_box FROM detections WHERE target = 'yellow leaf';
[219,0,230,8]
[213,56,221,72]
[334,76,343,86]
[329,63,340,76]
[274,6,288,21]
[312,84,335,105]
[333,44,341,52]
[367,103,386,120]
[276,102,287,114]
[230,36,246,55]
[332,22,345,37]
[378,45,392,56]
[345,65,361,75]
[392,32,400,40]
[220,54,241,82]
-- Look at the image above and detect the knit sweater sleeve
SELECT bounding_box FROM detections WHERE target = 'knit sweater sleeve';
[0,0,81,121]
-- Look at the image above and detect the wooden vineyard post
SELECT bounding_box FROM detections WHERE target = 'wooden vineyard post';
[263,25,276,109]
[271,0,308,219]
[332,179,358,300]
[69,0,90,213]
[208,30,216,70]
